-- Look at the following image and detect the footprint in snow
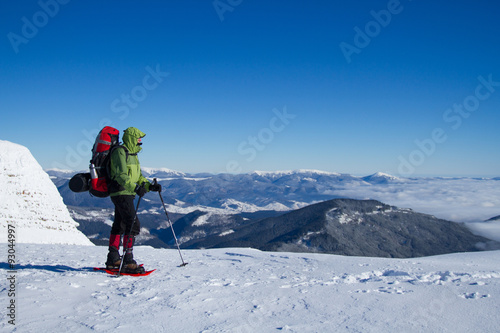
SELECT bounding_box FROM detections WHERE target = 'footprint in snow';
[461,292,490,300]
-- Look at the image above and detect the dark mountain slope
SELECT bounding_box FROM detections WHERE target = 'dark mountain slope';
[186,199,493,258]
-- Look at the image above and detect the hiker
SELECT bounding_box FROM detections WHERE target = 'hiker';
[105,127,161,273]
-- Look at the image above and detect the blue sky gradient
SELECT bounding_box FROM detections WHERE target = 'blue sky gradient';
[1,0,499,176]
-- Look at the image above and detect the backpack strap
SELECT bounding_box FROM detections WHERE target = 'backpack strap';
[109,145,129,160]
[107,145,129,175]
[106,145,129,193]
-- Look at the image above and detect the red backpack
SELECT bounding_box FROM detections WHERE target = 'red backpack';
[89,126,120,197]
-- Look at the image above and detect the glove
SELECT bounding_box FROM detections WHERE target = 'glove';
[149,183,162,192]
[134,184,147,197]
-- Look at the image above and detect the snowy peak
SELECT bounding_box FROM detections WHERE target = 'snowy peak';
[141,167,186,178]
[0,140,92,246]
[1,140,41,173]
[361,172,400,184]
[45,168,77,176]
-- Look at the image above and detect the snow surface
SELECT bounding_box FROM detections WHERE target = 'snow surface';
[193,213,212,227]
[0,140,92,246]
[2,244,500,332]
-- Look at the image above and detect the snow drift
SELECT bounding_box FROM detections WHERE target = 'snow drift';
[0,140,92,246]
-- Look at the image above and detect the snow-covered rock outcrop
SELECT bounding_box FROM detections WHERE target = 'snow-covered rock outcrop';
[0,140,93,245]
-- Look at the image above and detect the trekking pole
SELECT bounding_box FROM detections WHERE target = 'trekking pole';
[117,195,142,276]
[154,178,188,267]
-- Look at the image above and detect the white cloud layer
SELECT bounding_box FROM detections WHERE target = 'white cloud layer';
[331,177,500,223]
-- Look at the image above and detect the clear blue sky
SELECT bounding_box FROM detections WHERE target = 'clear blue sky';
[1,0,499,176]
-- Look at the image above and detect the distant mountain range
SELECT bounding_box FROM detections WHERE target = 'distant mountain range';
[46,167,500,258]
[182,199,492,258]
[47,168,402,213]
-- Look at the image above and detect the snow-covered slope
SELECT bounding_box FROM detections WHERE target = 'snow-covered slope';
[2,244,500,332]
[0,140,92,246]
[186,199,494,257]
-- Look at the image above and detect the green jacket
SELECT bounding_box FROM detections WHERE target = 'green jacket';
[109,127,151,197]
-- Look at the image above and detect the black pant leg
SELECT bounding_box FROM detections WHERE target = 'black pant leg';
[110,195,141,236]
[110,197,125,235]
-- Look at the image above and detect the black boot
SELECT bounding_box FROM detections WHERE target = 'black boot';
[122,252,145,274]
[106,234,122,269]
[105,249,121,269]
[122,235,145,274]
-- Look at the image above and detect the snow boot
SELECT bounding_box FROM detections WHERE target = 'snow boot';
[121,254,145,274]
[105,234,122,269]
[122,235,145,274]
[105,249,121,269]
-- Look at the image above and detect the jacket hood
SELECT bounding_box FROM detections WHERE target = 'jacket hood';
[122,127,146,154]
